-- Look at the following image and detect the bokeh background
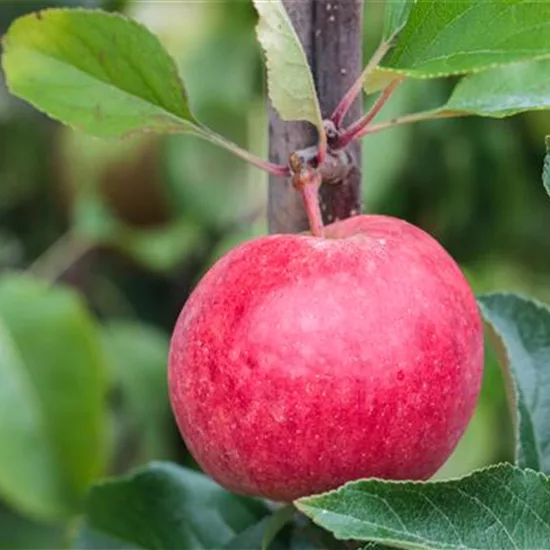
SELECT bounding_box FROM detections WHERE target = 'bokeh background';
[0,0,548,547]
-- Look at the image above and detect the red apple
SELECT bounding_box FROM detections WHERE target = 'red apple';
[168,215,483,501]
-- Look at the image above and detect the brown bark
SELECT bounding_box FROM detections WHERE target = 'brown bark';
[268,0,364,234]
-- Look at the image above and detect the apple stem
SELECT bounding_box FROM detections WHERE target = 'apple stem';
[330,35,396,129]
[301,175,324,237]
[316,129,328,167]
[290,153,324,237]
[336,78,403,148]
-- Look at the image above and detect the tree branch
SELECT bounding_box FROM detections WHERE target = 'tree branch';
[267,0,364,233]
[314,0,364,225]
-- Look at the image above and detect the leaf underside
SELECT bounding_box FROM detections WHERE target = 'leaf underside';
[478,293,550,474]
[296,464,550,550]
[252,0,324,139]
[403,59,550,122]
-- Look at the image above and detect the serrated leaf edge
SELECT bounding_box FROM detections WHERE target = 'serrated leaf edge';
[252,0,324,138]
[2,9,275,171]
[295,463,549,550]
[1,8,203,139]
[367,54,550,94]
[3,8,196,116]
[295,461,522,505]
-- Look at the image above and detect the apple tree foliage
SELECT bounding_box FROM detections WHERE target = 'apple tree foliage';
[2,0,550,548]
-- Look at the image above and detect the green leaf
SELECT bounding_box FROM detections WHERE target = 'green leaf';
[296,464,550,549]
[383,0,416,39]
[437,59,550,119]
[478,293,550,473]
[252,0,324,144]
[544,136,550,197]
[375,59,550,126]
[101,321,172,462]
[0,320,67,519]
[2,9,199,138]
[2,9,268,169]
[367,0,550,91]
[0,275,107,520]
[78,462,270,549]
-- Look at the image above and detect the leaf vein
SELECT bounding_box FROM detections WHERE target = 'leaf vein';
[453,486,518,549]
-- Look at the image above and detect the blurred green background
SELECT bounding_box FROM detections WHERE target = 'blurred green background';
[0,0,547,547]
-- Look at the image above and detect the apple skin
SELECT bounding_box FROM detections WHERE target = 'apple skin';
[169,215,483,501]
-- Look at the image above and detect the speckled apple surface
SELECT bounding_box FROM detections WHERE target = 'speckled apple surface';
[169,215,484,501]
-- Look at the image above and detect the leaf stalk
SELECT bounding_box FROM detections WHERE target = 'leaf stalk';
[330,34,396,129]
[201,129,290,177]
[337,78,403,148]
[363,109,465,136]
